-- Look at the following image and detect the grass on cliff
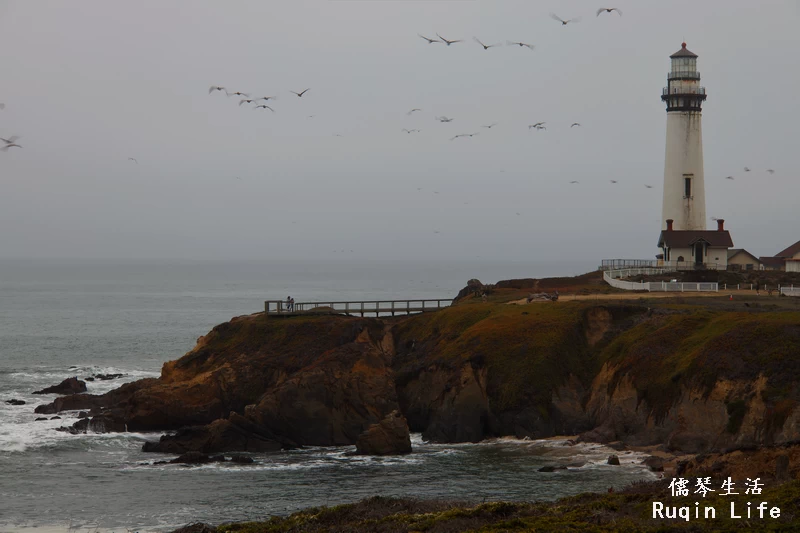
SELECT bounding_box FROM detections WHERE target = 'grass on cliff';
[393,301,642,414]
[598,309,800,424]
[203,480,800,532]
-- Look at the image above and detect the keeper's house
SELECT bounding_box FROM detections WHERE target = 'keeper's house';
[657,218,733,269]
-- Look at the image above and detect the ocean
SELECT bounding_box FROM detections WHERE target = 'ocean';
[0,259,655,532]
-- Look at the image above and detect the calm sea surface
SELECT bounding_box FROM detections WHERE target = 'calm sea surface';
[0,259,654,532]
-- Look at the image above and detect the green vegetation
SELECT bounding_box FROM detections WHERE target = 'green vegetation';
[198,480,800,532]
[393,301,600,413]
[597,309,800,423]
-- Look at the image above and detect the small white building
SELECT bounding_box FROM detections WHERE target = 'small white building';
[760,241,800,272]
[658,218,733,269]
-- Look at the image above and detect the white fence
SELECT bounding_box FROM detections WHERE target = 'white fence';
[603,269,719,293]
[781,287,800,297]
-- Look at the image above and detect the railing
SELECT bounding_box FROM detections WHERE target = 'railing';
[781,287,800,297]
[603,269,718,293]
[600,259,659,270]
[264,299,452,316]
[662,86,706,95]
[668,71,701,80]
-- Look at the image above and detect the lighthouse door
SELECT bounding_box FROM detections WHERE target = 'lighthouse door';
[694,243,704,265]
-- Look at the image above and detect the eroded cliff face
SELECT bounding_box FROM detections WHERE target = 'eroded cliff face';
[35,299,800,455]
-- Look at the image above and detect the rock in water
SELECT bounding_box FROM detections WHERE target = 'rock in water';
[5,399,26,406]
[607,454,620,466]
[32,377,87,395]
[644,456,664,472]
[170,523,216,533]
[355,410,412,455]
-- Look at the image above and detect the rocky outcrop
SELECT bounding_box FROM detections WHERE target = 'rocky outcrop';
[355,410,412,455]
[31,290,800,457]
[141,415,287,454]
[33,377,87,395]
[5,399,25,406]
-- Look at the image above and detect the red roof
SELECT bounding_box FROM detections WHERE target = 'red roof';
[759,256,785,268]
[775,240,800,258]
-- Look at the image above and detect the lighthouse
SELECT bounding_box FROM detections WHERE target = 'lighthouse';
[661,43,707,231]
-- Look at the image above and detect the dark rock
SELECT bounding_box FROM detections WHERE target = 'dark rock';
[644,456,664,472]
[711,461,726,473]
[142,416,286,454]
[355,410,412,455]
[170,523,216,533]
[676,460,690,476]
[607,454,620,466]
[5,399,26,406]
[32,377,87,395]
[607,441,627,451]
[538,465,566,472]
[230,454,254,464]
[50,416,61,420]
[776,453,790,482]
[85,377,95,382]
[453,279,485,302]
[60,414,126,434]
[94,373,124,381]
[77,411,89,418]
[170,452,214,464]
[35,417,48,421]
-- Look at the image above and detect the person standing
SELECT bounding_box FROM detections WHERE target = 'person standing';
[286,296,292,311]
[755,281,760,296]
[290,296,295,311]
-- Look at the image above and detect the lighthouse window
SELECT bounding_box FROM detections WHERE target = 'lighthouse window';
[684,177,692,198]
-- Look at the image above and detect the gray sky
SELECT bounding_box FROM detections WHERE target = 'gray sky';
[1,0,798,262]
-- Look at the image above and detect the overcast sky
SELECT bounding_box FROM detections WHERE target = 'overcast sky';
[1,0,798,263]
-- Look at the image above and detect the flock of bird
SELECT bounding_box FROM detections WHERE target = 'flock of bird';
[0,5,779,201]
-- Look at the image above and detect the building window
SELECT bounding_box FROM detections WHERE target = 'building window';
[677,256,685,262]
[746,264,754,271]
[684,177,692,198]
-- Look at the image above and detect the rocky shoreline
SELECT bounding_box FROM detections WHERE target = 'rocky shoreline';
[24,273,800,476]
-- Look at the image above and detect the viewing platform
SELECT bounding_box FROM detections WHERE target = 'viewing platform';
[265,299,453,317]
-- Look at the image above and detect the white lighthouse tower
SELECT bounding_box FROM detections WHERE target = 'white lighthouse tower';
[661,43,707,231]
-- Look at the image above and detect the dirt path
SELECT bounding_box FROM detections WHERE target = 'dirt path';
[509,289,780,304]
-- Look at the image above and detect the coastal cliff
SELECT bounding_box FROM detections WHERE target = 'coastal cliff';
[35,276,800,455]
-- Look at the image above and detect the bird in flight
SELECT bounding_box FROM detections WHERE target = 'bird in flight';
[128,157,138,164]
[255,104,275,112]
[436,116,454,122]
[257,96,277,101]
[333,133,344,137]
[0,136,21,151]
[645,185,653,189]
[482,123,498,129]
[569,181,579,184]
[743,167,750,172]
[474,37,500,50]
[610,180,618,184]
[571,123,581,127]
[291,89,310,97]
[402,129,420,134]
[529,122,546,129]
[208,85,226,94]
[766,169,775,174]
[550,13,581,25]
[725,176,735,180]
[228,91,249,97]
[436,33,462,46]
[239,99,256,106]
[407,108,422,115]
[418,34,441,44]
[507,41,534,50]
[450,133,479,140]
[0,103,5,110]
[597,7,622,16]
